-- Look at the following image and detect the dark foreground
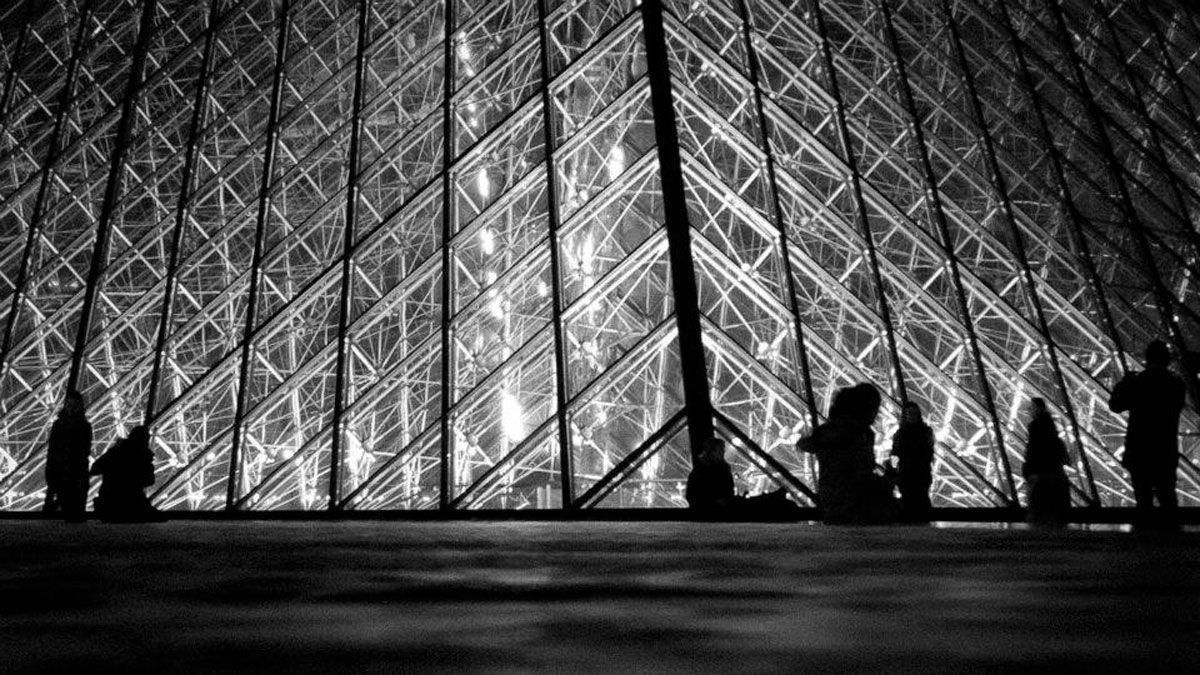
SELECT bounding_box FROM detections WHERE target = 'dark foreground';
[1,521,1197,673]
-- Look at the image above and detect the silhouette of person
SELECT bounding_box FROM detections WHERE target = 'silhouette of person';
[1109,340,1186,527]
[1022,398,1070,527]
[686,437,736,511]
[44,389,92,522]
[799,383,898,524]
[686,437,800,518]
[891,401,934,522]
[90,425,164,522]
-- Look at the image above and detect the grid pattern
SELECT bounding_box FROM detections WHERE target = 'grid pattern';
[1,0,1198,511]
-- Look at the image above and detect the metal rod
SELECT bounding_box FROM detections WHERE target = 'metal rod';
[639,0,715,455]
[808,0,908,405]
[937,0,1098,505]
[875,0,1019,506]
[145,0,223,423]
[438,0,456,510]
[327,0,372,511]
[987,0,1129,378]
[0,0,97,391]
[226,0,293,510]
[0,0,36,132]
[534,0,576,509]
[68,0,160,393]
[1038,0,1200,412]
[733,0,819,431]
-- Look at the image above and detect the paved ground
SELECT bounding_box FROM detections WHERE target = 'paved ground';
[1,520,1197,673]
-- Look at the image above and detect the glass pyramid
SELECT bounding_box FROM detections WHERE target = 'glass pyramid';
[1,0,1199,512]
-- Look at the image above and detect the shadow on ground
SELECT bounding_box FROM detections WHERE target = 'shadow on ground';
[1,521,1197,672]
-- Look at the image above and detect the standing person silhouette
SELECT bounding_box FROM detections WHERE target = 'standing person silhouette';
[1109,340,1186,528]
[1022,398,1070,527]
[891,401,934,522]
[44,389,92,522]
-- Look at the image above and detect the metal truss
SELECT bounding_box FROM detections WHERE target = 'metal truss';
[1,0,1198,512]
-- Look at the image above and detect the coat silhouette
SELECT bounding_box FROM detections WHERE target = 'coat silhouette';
[1022,399,1070,526]
[1109,340,1185,523]
[44,390,92,522]
[90,426,163,522]
[799,383,898,524]
[891,402,934,522]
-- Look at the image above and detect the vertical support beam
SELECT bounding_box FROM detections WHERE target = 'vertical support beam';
[68,0,159,393]
[639,0,714,455]
[876,0,1017,505]
[328,0,372,510]
[989,0,1129,378]
[533,0,575,508]
[937,0,1099,505]
[438,0,456,510]
[1132,3,1200,152]
[808,0,908,405]
[0,0,97,388]
[0,0,36,131]
[226,0,292,510]
[1038,0,1200,411]
[145,0,222,423]
[1092,4,1200,274]
[734,0,819,431]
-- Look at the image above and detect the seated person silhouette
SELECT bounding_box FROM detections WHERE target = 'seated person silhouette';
[686,437,736,510]
[686,438,799,518]
[90,426,165,522]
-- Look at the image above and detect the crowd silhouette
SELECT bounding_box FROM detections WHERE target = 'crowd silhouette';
[38,339,1187,527]
[685,338,1189,529]
[42,391,164,523]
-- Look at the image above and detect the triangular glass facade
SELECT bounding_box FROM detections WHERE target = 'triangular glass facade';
[2,0,1199,511]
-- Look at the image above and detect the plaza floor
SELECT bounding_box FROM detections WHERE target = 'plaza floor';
[1,519,1197,673]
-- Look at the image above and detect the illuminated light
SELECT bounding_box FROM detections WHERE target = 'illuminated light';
[606,145,626,181]
[639,452,660,480]
[583,339,600,359]
[1,2,1182,514]
[475,169,491,199]
[501,390,524,442]
[580,234,595,275]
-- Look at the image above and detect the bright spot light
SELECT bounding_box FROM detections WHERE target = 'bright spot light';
[501,390,524,442]
[580,234,595,275]
[476,169,491,199]
[485,270,498,285]
[479,227,495,255]
[489,296,505,319]
[606,145,626,181]
[536,280,549,297]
